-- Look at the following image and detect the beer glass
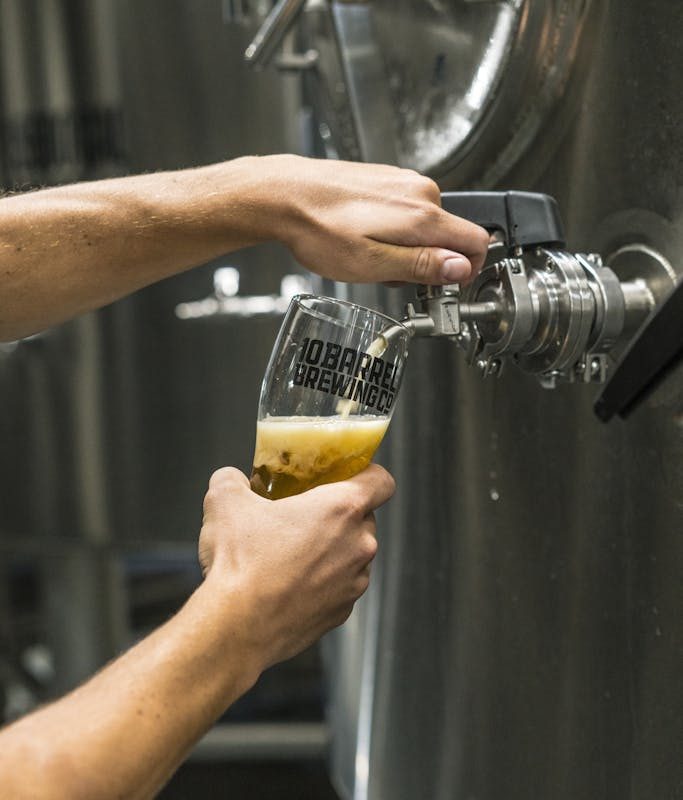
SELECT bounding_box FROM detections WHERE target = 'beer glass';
[250,295,410,499]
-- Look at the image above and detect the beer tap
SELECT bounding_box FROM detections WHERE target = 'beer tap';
[398,191,673,390]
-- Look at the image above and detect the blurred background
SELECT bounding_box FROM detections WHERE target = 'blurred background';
[0,1,681,799]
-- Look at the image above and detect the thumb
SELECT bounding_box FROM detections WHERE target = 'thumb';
[208,466,252,492]
[369,243,473,285]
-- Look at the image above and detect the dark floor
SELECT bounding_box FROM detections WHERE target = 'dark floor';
[160,760,340,800]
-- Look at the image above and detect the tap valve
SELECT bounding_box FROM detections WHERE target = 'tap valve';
[399,192,668,389]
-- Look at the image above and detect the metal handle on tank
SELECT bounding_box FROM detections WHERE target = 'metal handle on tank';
[244,0,308,68]
[174,268,312,321]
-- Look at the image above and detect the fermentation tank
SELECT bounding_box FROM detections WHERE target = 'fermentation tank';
[0,0,308,692]
[0,1,680,795]
[245,1,682,798]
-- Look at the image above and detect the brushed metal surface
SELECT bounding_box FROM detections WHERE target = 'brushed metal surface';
[0,0,304,547]
[319,1,683,798]
[302,0,591,185]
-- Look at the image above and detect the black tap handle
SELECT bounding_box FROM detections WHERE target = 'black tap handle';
[441,190,566,250]
[594,276,683,422]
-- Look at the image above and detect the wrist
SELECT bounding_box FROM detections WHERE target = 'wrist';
[237,153,310,247]
[184,574,267,697]
[198,557,297,674]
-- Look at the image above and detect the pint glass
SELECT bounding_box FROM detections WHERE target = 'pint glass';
[250,295,410,499]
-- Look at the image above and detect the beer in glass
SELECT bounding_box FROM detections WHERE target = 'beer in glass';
[250,295,410,499]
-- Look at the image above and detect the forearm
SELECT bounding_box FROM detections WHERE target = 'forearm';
[0,156,285,341]
[0,154,490,340]
[0,577,262,800]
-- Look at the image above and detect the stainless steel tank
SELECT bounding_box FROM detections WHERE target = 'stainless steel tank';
[0,0,307,691]
[272,1,682,798]
[0,0,304,548]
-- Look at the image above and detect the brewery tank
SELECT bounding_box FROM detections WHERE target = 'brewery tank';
[0,0,307,690]
[0,0,305,549]
[277,1,682,798]
[0,2,679,794]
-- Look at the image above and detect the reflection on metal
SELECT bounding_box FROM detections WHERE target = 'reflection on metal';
[324,549,384,800]
[223,0,274,25]
[607,244,677,308]
[190,722,329,761]
[42,544,128,695]
[595,274,683,422]
[297,0,590,182]
[175,268,312,319]
[401,0,519,171]
[330,3,398,163]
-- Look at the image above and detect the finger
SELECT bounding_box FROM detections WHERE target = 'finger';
[304,464,395,514]
[367,242,474,285]
[422,210,490,268]
[368,213,490,283]
[343,464,396,513]
[357,522,378,569]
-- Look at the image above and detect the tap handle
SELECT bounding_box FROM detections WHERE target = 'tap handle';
[441,191,566,251]
[244,0,307,68]
[593,275,683,421]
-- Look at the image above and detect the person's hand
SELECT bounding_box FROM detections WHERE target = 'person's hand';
[198,464,395,668]
[264,155,490,285]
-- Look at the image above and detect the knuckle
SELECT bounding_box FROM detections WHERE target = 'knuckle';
[365,241,389,269]
[359,532,378,562]
[204,467,247,516]
[419,176,441,201]
[400,167,422,183]
[412,246,435,283]
[335,484,366,517]
[335,605,354,628]
[403,169,437,196]
[346,489,368,518]
[376,466,397,498]
[208,466,241,490]
[204,483,225,508]
[413,203,440,230]
[203,487,218,512]
[354,573,371,597]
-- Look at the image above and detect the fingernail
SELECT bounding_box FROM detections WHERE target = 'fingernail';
[441,255,471,283]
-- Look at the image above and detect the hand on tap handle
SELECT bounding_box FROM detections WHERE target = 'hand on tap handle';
[0,154,490,342]
[439,191,566,252]
[272,157,490,287]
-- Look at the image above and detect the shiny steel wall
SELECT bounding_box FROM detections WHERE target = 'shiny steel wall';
[0,0,302,548]
[0,0,303,692]
[336,2,682,798]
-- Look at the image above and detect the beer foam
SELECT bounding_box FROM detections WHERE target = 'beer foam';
[251,415,389,499]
